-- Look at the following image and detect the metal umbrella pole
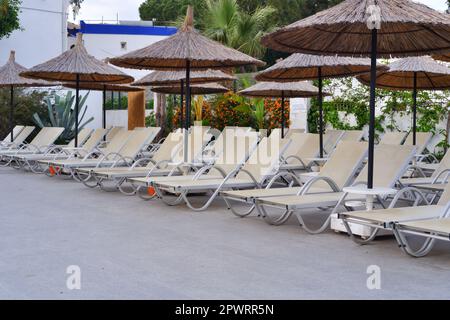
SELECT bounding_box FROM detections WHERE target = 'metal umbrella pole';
[75,74,80,147]
[318,67,324,158]
[9,85,14,142]
[184,60,191,163]
[412,72,418,146]
[367,29,378,190]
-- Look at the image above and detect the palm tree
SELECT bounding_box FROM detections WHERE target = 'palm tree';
[202,0,276,60]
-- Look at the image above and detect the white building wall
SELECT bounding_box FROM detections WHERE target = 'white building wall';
[0,0,69,66]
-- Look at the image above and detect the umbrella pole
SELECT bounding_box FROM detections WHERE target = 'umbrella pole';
[318,67,324,158]
[412,72,417,146]
[281,91,285,138]
[9,86,14,143]
[75,74,80,148]
[184,61,191,163]
[367,29,378,190]
[103,85,107,141]
[180,79,184,129]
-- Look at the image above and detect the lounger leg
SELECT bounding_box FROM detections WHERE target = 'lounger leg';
[223,197,256,218]
[154,184,184,206]
[392,227,436,258]
[341,218,380,244]
[136,185,158,201]
[78,171,99,188]
[257,202,293,226]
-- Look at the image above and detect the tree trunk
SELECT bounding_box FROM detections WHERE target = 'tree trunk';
[155,93,167,138]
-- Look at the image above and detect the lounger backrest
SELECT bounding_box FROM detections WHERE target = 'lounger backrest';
[81,128,108,151]
[118,128,159,159]
[355,144,416,188]
[285,129,305,138]
[2,125,24,142]
[66,128,93,148]
[437,184,450,206]
[237,136,289,183]
[291,133,320,163]
[150,132,183,165]
[213,132,260,175]
[184,127,212,162]
[9,126,35,145]
[341,130,364,142]
[324,130,345,154]
[29,127,65,148]
[316,141,368,190]
[102,130,132,154]
[106,127,124,141]
[404,132,433,155]
[431,151,450,179]
[379,132,407,145]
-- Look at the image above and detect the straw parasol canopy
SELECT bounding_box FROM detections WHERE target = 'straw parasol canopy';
[261,0,450,58]
[21,34,134,84]
[21,33,135,147]
[132,69,237,86]
[433,53,450,63]
[261,0,450,191]
[110,6,264,162]
[151,83,230,95]
[255,53,386,82]
[357,56,450,145]
[0,51,56,142]
[239,81,324,98]
[357,56,450,90]
[256,53,387,156]
[64,82,144,131]
[239,81,327,137]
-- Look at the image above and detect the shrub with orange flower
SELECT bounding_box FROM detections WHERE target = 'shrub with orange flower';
[265,98,290,131]
[210,93,254,131]
[172,100,212,128]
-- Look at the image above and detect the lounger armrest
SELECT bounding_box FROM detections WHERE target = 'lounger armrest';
[96,152,131,168]
[130,158,154,169]
[300,176,340,195]
[234,169,260,187]
[432,169,450,184]
[406,164,427,177]
[388,187,430,209]
[281,155,308,168]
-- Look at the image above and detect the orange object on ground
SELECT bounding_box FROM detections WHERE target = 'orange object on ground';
[147,187,156,196]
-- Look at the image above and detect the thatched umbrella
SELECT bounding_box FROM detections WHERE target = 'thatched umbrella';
[261,0,450,189]
[357,56,450,145]
[0,51,55,142]
[64,83,144,132]
[433,53,450,62]
[239,81,326,138]
[110,6,264,162]
[151,83,229,95]
[21,33,134,147]
[256,53,387,156]
[133,69,236,127]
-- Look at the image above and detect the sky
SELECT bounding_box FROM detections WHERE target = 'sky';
[69,0,448,23]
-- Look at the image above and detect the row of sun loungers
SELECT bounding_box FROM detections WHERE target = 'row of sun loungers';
[1,125,448,258]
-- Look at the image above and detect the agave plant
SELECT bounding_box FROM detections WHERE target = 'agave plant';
[33,91,93,143]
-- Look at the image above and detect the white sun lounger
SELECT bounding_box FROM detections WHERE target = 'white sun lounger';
[150,134,291,211]
[0,126,35,150]
[379,131,408,145]
[254,144,416,234]
[339,181,450,248]
[0,127,65,166]
[221,141,368,218]
[39,129,134,176]
[1,125,24,145]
